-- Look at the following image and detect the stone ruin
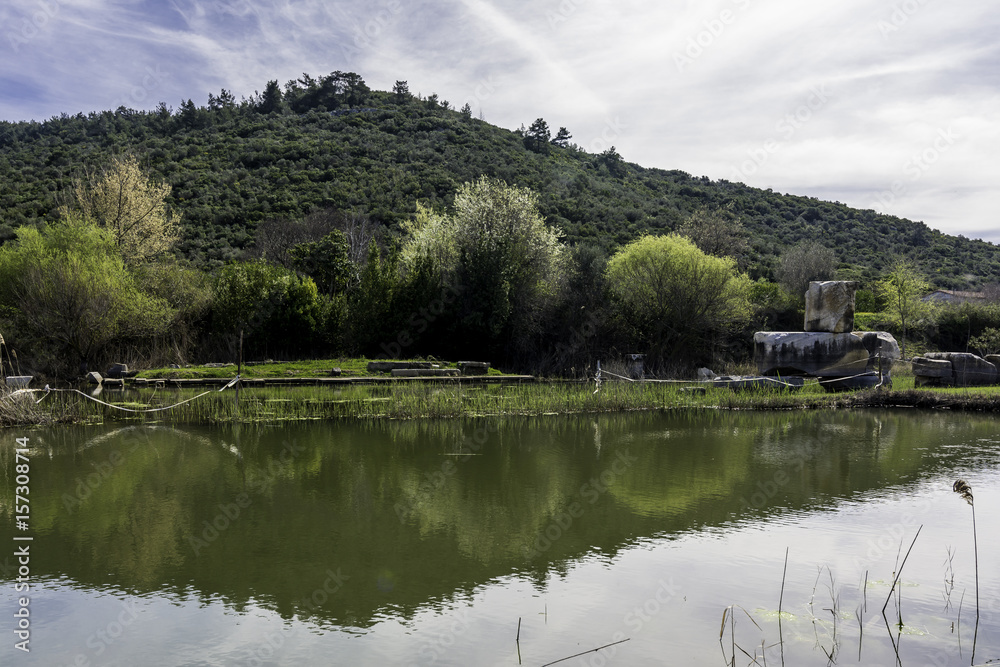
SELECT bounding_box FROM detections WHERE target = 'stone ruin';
[753,281,899,391]
[911,352,1000,387]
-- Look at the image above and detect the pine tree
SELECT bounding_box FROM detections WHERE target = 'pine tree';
[551,126,572,148]
[525,118,551,154]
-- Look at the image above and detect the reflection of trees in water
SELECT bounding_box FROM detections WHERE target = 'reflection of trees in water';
[5,411,998,626]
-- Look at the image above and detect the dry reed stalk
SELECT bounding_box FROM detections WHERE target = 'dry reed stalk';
[952,479,979,663]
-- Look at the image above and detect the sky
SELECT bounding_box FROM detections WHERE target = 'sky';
[1,0,997,242]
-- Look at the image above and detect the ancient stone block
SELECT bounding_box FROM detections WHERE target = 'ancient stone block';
[390,368,459,377]
[754,331,898,377]
[819,372,884,392]
[804,281,859,333]
[911,357,952,378]
[457,361,490,375]
[923,352,997,386]
[367,361,433,373]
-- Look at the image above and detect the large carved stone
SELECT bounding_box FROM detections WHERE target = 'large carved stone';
[804,281,859,333]
[911,357,952,379]
[754,331,899,377]
[923,352,998,386]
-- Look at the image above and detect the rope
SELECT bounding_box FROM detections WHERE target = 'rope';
[22,375,241,413]
[596,355,894,390]
[66,388,217,413]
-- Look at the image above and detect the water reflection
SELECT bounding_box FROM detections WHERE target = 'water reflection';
[1,410,999,665]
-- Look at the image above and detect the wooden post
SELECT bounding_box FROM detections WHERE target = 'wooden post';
[235,329,243,417]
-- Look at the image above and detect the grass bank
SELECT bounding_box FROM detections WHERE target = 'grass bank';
[9,365,1000,426]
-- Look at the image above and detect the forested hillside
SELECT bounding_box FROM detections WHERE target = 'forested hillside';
[1,71,996,289]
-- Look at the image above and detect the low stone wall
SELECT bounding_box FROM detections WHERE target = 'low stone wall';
[390,368,460,378]
[914,352,1000,387]
[367,361,434,373]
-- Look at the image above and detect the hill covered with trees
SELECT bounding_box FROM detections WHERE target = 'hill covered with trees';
[1,71,997,290]
[4,71,1000,380]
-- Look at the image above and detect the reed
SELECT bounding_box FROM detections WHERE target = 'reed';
[719,605,761,666]
[15,373,1000,426]
[952,479,979,663]
[0,386,59,426]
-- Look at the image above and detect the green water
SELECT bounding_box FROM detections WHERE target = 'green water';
[1,410,999,665]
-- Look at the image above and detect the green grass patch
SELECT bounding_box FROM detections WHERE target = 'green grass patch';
[137,357,505,379]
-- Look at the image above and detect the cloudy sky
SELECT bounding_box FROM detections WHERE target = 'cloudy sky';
[2,0,997,241]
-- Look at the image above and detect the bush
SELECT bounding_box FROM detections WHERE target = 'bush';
[211,260,326,358]
[605,234,752,370]
[0,216,172,376]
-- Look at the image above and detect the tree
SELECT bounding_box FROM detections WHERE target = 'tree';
[877,259,932,359]
[401,178,568,359]
[392,80,410,104]
[0,216,172,374]
[254,208,378,279]
[178,99,202,128]
[134,258,212,365]
[605,234,752,368]
[524,118,551,154]
[460,102,473,119]
[289,230,353,295]
[348,240,399,354]
[70,154,179,264]
[775,241,837,300]
[256,80,283,114]
[598,146,626,177]
[679,206,749,268]
[211,260,325,356]
[209,89,236,115]
[969,327,1000,357]
[551,127,572,148]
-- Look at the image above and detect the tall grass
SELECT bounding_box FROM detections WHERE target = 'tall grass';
[11,374,1000,426]
[0,386,57,426]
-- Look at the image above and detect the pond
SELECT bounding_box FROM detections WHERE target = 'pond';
[1,410,998,666]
